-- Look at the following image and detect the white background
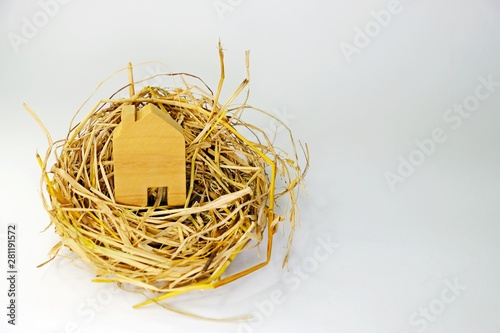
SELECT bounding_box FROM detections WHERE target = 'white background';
[1,0,500,332]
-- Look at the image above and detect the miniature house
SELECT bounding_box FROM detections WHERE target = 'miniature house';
[113,103,186,206]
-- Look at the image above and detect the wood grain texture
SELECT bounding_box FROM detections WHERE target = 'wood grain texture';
[113,103,186,206]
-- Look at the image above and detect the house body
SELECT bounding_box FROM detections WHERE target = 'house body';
[113,103,186,207]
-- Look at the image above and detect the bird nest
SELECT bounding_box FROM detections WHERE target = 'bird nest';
[29,45,307,309]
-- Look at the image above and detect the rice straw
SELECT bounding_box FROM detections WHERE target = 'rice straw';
[28,42,308,310]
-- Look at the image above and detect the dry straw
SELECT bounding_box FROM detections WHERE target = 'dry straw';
[27,43,308,310]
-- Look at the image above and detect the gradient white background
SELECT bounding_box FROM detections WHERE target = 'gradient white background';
[1,0,500,332]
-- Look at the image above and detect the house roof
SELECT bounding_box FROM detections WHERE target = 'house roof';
[136,104,183,134]
[114,103,184,139]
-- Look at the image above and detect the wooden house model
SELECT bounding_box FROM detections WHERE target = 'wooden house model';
[113,103,186,206]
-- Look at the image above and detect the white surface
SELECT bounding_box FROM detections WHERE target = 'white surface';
[1,0,500,332]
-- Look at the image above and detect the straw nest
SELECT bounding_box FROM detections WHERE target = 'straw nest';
[29,45,307,309]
